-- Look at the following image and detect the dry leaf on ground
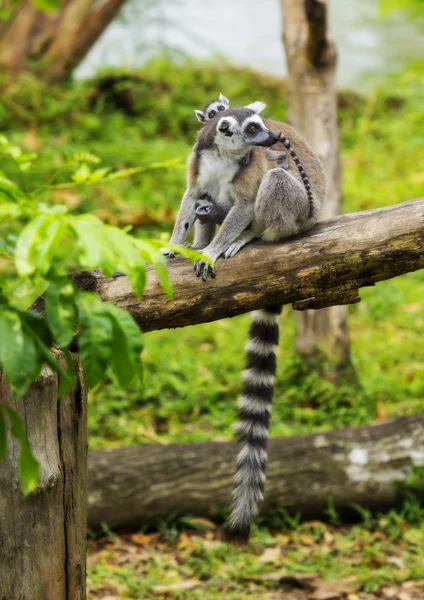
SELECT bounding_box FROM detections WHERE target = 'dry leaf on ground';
[153,579,202,594]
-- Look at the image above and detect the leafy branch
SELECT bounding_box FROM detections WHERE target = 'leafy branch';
[0,134,198,492]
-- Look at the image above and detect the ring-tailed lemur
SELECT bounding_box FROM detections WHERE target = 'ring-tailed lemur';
[194,93,229,123]
[191,97,270,230]
[163,106,327,542]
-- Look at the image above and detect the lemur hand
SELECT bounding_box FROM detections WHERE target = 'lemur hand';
[194,259,216,281]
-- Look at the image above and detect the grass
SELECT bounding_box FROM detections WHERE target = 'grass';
[2,55,424,597]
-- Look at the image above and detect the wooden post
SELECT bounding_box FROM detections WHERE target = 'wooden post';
[0,357,87,600]
[282,0,352,370]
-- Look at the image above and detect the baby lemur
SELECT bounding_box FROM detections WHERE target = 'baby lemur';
[163,99,327,542]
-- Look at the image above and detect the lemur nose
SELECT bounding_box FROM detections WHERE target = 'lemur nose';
[266,131,280,146]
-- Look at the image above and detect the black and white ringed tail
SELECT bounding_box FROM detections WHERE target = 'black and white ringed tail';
[278,133,314,218]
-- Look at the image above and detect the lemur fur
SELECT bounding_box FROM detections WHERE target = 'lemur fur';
[190,95,316,236]
[163,106,327,542]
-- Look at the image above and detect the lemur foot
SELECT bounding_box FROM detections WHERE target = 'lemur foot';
[160,247,175,258]
[223,231,256,258]
[224,240,246,259]
[194,260,216,281]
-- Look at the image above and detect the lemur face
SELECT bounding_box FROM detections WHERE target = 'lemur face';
[195,93,229,123]
[215,108,279,152]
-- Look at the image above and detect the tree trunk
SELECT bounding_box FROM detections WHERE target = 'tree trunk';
[87,414,424,528]
[0,356,88,600]
[0,0,127,81]
[282,0,351,368]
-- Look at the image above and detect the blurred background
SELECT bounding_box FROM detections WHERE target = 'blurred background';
[1,0,423,598]
[76,0,424,90]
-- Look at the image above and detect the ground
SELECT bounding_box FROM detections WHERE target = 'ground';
[87,513,424,599]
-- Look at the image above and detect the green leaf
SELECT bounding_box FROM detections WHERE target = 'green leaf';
[4,406,40,495]
[19,311,74,397]
[76,292,114,388]
[106,227,147,298]
[71,163,91,183]
[45,278,77,348]
[32,335,74,397]
[57,348,76,397]
[0,202,22,221]
[19,310,53,347]
[15,215,65,276]
[31,0,60,13]
[0,407,6,462]
[0,173,26,202]
[135,240,174,298]
[0,310,41,398]
[104,304,143,386]
[71,215,116,276]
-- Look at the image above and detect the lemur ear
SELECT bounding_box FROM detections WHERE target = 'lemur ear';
[195,109,206,123]
[219,93,230,107]
[246,101,267,114]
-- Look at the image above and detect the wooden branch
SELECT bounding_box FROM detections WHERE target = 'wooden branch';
[87,414,424,528]
[46,199,424,333]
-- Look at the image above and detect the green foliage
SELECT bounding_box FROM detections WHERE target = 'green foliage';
[0,132,199,491]
[0,405,40,494]
[0,57,288,137]
[31,0,60,12]
[380,0,424,18]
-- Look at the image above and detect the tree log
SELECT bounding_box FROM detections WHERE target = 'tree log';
[87,414,424,528]
[35,198,423,333]
[0,357,87,600]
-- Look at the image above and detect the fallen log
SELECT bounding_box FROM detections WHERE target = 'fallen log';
[87,414,424,528]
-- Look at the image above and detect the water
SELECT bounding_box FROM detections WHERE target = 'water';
[76,0,424,89]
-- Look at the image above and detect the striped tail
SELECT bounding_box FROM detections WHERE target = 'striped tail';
[278,133,314,218]
[227,306,282,543]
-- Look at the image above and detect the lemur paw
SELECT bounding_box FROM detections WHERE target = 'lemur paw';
[224,242,244,259]
[194,260,216,281]
[160,247,175,258]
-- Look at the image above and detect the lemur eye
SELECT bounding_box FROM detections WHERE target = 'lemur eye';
[248,123,258,133]
[217,105,225,111]
[209,110,216,119]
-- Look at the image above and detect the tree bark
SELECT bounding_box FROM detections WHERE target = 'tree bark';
[31,198,423,333]
[282,0,351,365]
[0,356,87,600]
[0,0,127,81]
[87,414,424,528]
